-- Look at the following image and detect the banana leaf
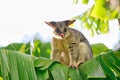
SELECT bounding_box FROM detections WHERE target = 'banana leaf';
[0,49,120,80]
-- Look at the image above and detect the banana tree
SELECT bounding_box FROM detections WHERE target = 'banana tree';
[0,41,120,80]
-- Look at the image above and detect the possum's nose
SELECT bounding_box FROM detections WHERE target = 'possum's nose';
[60,33,64,38]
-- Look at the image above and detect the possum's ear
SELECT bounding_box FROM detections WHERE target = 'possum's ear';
[64,20,76,26]
[45,21,56,28]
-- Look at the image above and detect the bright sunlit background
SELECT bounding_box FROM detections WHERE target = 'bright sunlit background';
[0,0,119,49]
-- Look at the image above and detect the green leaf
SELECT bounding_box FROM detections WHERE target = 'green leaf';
[0,77,3,80]
[7,51,19,80]
[79,57,106,79]
[90,0,118,20]
[34,57,54,70]
[0,49,37,80]
[69,68,82,80]
[97,54,117,80]
[74,10,109,36]
[0,50,9,80]
[32,39,51,58]
[3,43,25,51]
[1,47,120,80]
[36,69,49,80]
[32,39,42,57]
[82,0,89,4]
[91,43,109,56]
[49,63,69,80]
[114,50,120,59]
[1,43,30,54]
[108,52,120,76]
[40,42,51,58]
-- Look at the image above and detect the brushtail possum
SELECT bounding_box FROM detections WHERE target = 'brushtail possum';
[45,20,93,68]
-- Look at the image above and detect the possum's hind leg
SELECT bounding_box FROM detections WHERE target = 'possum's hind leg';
[76,42,92,68]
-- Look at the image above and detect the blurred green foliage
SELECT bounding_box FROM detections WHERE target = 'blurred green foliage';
[0,39,51,58]
[73,0,120,36]
[1,38,119,58]
[0,38,101,58]
[32,39,51,58]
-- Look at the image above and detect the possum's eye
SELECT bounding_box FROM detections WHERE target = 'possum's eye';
[63,28,67,32]
[55,28,60,33]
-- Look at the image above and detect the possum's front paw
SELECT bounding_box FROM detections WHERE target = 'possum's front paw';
[69,63,78,69]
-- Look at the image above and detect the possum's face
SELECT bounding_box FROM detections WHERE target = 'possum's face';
[45,20,76,39]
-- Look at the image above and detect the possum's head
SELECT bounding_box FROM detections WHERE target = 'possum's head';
[45,20,76,39]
